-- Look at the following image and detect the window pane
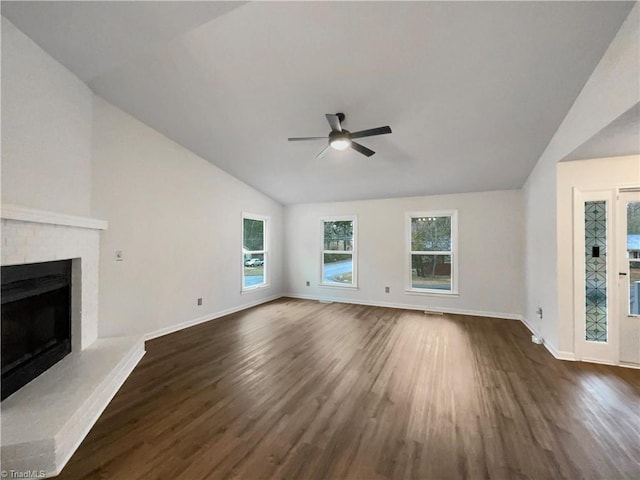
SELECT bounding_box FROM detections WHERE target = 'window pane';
[243,253,264,288]
[585,201,607,342]
[243,218,264,251]
[411,254,451,290]
[628,202,640,315]
[323,253,353,285]
[323,221,353,251]
[630,261,640,315]
[411,216,451,251]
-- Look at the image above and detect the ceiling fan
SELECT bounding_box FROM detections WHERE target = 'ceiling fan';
[288,113,392,158]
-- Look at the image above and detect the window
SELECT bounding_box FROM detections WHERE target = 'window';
[321,217,357,287]
[407,211,458,294]
[242,214,268,290]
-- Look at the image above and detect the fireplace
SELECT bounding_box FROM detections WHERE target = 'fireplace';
[0,207,145,477]
[1,260,72,400]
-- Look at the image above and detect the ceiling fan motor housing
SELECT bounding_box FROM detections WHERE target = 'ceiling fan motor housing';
[329,130,351,142]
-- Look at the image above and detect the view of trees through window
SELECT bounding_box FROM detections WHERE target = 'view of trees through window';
[410,215,453,291]
[243,217,265,288]
[322,220,354,285]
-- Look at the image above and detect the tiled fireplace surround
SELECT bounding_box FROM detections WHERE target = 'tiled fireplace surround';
[1,205,145,477]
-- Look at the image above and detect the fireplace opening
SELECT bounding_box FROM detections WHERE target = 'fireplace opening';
[1,260,72,400]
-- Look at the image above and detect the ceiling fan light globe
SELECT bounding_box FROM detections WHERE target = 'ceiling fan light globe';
[330,139,351,151]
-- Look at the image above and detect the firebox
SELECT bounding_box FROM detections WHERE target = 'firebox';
[1,260,72,400]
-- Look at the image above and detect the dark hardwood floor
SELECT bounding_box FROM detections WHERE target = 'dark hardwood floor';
[57,298,639,480]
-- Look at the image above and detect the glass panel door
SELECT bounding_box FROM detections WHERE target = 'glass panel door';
[618,192,640,366]
[625,200,640,315]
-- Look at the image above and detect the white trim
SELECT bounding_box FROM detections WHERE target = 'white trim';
[319,284,359,290]
[320,215,358,288]
[143,294,281,341]
[241,283,271,294]
[519,315,538,337]
[1,203,108,230]
[404,290,460,298]
[619,362,640,370]
[579,357,617,366]
[519,316,577,361]
[544,342,577,361]
[283,293,521,321]
[405,210,458,295]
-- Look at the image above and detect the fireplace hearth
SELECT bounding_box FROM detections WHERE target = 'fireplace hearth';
[1,260,72,400]
[1,206,143,477]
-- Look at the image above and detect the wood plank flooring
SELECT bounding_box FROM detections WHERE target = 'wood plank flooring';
[57,298,639,479]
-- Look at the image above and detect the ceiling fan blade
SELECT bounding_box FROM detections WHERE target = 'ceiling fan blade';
[325,114,342,132]
[350,126,392,139]
[288,136,326,141]
[350,141,375,157]
[316,144,331,159]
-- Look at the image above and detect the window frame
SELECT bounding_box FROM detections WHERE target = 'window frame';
[405,210,458,295]
[241,213,269,292]
[320,215,358,289]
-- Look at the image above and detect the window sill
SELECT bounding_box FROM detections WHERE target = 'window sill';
[319,283,359,290]
[241,283,270,294]
[404,289,459,298]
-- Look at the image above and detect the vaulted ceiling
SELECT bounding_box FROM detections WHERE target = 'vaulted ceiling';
[2,1,635,204]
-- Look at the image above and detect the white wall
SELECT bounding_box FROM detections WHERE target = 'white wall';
[557,155,640,363]
[523,4,639,356]
[1,17,93,217]
[2,17,284,340]
[91,97,284,338]
[285,190,524,319]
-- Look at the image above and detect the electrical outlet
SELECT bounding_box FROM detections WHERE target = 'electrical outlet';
[197,298,203,306]
[306,281,310,286]
[385,286,390,293]
[115,250,123,261]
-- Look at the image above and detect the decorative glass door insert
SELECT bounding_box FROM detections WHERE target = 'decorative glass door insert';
[585,201,607,342]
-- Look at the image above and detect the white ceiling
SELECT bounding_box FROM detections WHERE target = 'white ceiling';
[562,103,640,162]
[2,1,635,205]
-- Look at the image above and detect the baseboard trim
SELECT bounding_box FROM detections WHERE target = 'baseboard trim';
[517,317,576,361]
[144,294,283,341]
[619,362,640,370]
[520,319,637,367]
[579,357,617,366]
[519,316,537,336]
[543,341,576,361]
[283,293,522,322]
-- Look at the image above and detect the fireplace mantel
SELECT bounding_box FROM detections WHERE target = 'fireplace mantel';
[1,204,108,230]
